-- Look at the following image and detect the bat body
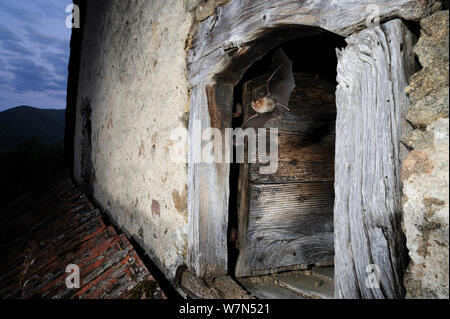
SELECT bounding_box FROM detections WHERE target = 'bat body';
[242,49,296,130]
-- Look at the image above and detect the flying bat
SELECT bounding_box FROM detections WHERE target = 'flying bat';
[242,48,296,130]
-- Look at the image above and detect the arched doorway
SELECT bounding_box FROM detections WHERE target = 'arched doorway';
[186,0,419,298]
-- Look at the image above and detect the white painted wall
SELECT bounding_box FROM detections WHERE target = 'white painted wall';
[74,0,193,280]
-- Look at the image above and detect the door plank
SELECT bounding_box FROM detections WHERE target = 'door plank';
[236,182,334,277]
[250,129,335,183]
[236,72,336,278]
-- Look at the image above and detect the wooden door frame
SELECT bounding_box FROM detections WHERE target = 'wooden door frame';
[333,19,416,298]
[186,0,426,297]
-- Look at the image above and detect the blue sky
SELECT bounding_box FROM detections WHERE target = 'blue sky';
[0,0,71,111]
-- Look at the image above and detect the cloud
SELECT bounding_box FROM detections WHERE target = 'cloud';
[38,1,67,20]
[24,25,69,52]
[43,50,69,72]
[0,2,69,109]
[0,1,40,25]
[0,25,33,55]
[0,24,21,42]
[3,57,52,92]
[0,39,33,56]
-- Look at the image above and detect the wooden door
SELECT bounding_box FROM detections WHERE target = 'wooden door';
[235,73,336,277]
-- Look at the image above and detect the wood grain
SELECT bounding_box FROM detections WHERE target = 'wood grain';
[250,130,335,184]
[235,182,334,277]
[245,75,336,183]
[334,19,416,299]
[186,0,429,282]
[187,83,232,278]
[187,0,430,86]
[236,73,336,277]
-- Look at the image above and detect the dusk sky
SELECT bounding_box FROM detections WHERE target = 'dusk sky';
[0,0,71,111]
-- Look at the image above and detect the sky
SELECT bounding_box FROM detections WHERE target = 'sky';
[0,0,72,111]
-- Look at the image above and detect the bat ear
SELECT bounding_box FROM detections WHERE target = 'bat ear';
[273,48,289,61]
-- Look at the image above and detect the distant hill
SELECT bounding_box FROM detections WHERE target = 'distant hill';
[0,106,65,152]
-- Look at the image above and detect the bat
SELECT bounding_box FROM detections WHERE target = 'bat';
[242,48,296,130]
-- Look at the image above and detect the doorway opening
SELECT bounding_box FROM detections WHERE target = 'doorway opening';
[227,30,346,298]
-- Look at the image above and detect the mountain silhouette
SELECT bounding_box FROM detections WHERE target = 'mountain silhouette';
[0,106,65,152]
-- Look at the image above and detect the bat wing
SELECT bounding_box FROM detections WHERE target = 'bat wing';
[267,49,296,107]
[242,108,282,130]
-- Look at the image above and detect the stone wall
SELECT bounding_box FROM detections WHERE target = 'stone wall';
[402,10,449,299]
[73,0,195,280]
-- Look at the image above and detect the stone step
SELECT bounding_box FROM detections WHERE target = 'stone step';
[237,267,334,299]
[237,277,307,299]
[274,270,334,299]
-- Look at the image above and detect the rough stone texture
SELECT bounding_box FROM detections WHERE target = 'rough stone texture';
[406,87,449,128]
[402,10,449,299]
[401,129,434,150]
[414,9,449,67]
[193,0,229,22]
[73,0,193,281]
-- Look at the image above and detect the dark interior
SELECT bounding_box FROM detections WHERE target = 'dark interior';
[228,30,346,278]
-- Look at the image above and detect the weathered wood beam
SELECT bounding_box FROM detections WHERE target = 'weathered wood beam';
[187,83,233,278]
[334,19,416,299]
[188,0,432,86]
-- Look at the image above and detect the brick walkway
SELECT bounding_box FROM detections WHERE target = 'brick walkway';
[0,175,164,299]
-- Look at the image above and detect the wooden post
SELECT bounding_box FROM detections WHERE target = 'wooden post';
[334,19,416,298]
[187,83,233,278]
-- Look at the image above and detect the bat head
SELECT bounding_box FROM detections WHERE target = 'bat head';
[251,96,276,113]
[250,97,265,112]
